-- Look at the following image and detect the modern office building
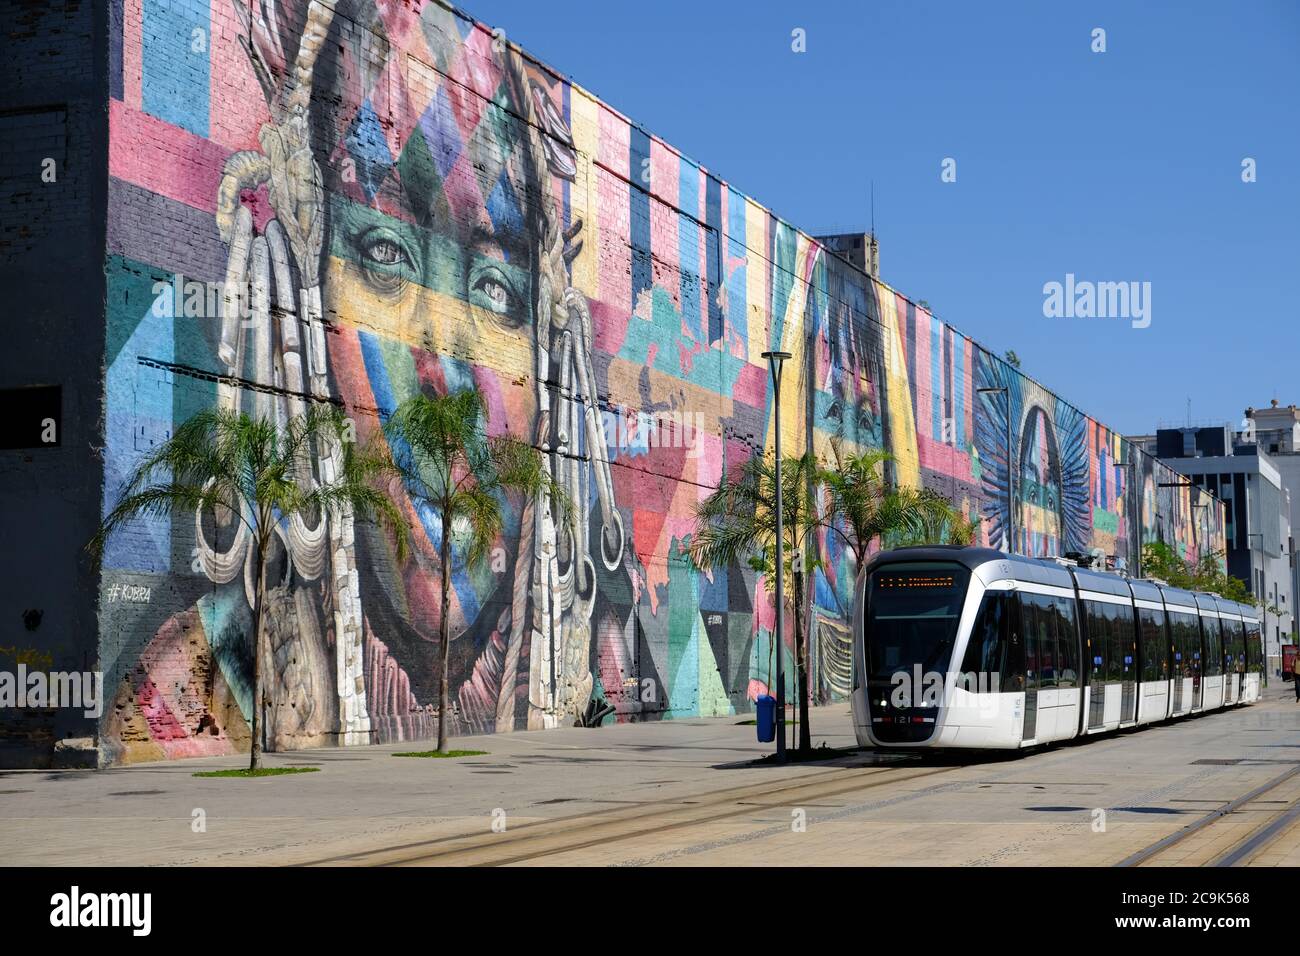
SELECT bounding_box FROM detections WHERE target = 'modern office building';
[1245,401,1300,662]
[1128,423,1295,671]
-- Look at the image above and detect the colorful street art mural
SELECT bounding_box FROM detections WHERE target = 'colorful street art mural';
[99,0,1225,762]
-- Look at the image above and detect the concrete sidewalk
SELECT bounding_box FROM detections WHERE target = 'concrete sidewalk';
[3,690,1299,866]
[0,705,855,866]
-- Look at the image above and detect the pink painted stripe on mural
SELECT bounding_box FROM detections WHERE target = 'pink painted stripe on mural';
[121,0,142,109]
[733,359,766,408]
[596,105,631,316]
[110,100,229,215]
[590,297,631,357]
[916,432,972,479]
[649,139,680,309]
[597,101,630,176]
[206,0,271,152]
[1089,420,1101,506]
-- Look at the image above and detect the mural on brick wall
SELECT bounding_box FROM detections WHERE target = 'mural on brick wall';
[98,0,1225,762]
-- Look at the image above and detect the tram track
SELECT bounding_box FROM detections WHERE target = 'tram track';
[298,760,964,867]
[1117,762,1300,867]
[287,699,1294,868]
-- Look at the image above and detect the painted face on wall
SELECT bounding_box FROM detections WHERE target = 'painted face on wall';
[1018,405,1063,555]
[308,9,544,648]
[311,7,546,411]
[193,1,624,745]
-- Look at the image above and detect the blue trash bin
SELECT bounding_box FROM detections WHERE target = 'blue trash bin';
[755,694,776,743]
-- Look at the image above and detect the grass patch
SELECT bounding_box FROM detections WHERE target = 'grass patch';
[193,766,320,778]
[392,749,488,759]
[735,719,757,725]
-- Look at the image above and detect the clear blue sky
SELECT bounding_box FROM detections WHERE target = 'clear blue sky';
[465,0,1299,436]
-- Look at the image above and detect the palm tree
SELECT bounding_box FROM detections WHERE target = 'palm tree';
[383,389,563,753]
[90,405,407,770]
[689,451,820,753]
[819,443,975,565]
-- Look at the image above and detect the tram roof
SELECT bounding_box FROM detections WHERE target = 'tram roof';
[1159,584,1199,608]
[1128,578,1165,603]
[861,545,1004,573]
[1069,565,1132,597]
[862,546,1076,588]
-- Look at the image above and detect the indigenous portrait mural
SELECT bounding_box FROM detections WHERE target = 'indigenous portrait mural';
[97,0,1224,762]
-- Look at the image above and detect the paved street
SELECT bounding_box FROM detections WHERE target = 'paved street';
[3,687,1299,867]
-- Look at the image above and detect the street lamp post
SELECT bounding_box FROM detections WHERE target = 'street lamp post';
[978,386,1013,553]
[1248,532,1268,670]
[762,350,792,763]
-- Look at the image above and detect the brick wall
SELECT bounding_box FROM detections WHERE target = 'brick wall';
[0,0,110,767]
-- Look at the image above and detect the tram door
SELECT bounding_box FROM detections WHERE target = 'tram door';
[1006,594,1032,741]
[1170,613,1185,713]
[1082,600,1107,731]
[1120,606,1138,723]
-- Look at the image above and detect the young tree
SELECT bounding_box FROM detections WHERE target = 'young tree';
[383,389,564,753]
[818,444,976,563]
[90,405,407,770]
[1141,541,1255,604]
[689,451,820,753]
[1140,540,1192,588]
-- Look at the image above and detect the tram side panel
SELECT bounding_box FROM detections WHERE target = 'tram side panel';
[1079,595,1135,734]
[1198,603,1226,712]
[1135,600,1171,724]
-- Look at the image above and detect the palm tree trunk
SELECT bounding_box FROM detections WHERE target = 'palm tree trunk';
[249,536,267,771]
[793,569,812,753]
[438,509,451,754]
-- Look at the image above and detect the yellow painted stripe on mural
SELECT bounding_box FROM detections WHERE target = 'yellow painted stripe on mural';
[764,235,811,459]
[321,253,535,384]
[568,88,599,299]
[877,282,921,488]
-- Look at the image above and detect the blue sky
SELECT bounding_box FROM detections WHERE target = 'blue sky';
[466,0,1299,436]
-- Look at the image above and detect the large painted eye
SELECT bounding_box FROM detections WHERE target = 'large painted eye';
[355,227,417,294]
[474,275,511,310]
[365,237,406,267]
[468,261,524,325]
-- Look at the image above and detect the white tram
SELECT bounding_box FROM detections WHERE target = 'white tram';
[850,546,1265,750]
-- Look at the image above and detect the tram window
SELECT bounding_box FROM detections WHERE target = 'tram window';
[1225,620,1241,673]
[1020,596,1040,690]
[1202,616,1222,677]
[1018,593,1063,689]
[961,590,1009,686]
[1171,613,1201,676]
[1083,600,1107,683]
[1169,612,1192,677]
[1056,599,1079,688]
[1105,602,1129,682]
[865,563,971,693]
[1138,608,1167,682]
[1037,597,1058,689]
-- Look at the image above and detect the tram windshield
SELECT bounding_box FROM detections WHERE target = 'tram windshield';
[865,562,970,685]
